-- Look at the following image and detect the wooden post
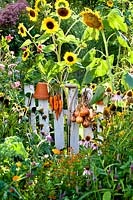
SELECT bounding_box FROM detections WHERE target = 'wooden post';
[38,99,49,134]
[54,93,64,150]
[24,85,36,132]
[83,126,94,139]
[65,84,79,154]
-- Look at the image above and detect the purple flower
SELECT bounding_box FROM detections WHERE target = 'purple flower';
[83,167,92,176]
[117,183,121,190]
[26,172,33,178]
[91,143,98,150]
[130,163,133,173]
[107,168,111,175]
[0,64,5,71]
[46,135,53,142]
[114,174,118,181]
[11,81,21,88]
[8,63,17,68]
[0,0,28,28]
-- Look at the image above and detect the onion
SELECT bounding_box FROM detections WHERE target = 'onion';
[80,106,90,117]
[76,116,84,124]
[82,119,90,128]
[71,115,76,122]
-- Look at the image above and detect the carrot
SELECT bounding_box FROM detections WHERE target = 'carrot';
[57,94,61,101]
[58,99,63,115]
[55,110,59,120]
[49,96,54,111]
[53,95,59,111]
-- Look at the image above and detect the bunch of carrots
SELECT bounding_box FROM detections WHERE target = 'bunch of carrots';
[49,94,63,120]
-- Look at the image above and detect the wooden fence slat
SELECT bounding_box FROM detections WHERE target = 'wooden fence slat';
[24,85,36,132]
[67,85,79,154]
[54,110,64,150]
[83,126,94,139]
[38,100,49,134]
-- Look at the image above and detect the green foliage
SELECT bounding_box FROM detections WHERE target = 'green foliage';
[0,136,28,162]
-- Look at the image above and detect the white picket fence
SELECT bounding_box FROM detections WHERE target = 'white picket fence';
[24,84,102,153]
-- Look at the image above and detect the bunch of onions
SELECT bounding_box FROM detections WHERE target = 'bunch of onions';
[71,104,94,128]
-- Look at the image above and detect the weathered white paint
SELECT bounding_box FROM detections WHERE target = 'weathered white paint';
[66,84,79,153]
[83,126,94,139]
[54,110,64,150]
[38,99,49,134]
[24,85,36,132]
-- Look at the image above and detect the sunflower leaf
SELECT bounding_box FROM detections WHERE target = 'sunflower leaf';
[37,32,51,44]
[43,44,55,53]
[103,191,111,200]
[117,32,130,48]
[20,39,32,48]
[107,8,128,33]
[89,85,105,105]
[124,73,133,88]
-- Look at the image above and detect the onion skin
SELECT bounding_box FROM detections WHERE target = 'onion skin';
[80,106,90,117]
[71,115,76,122]
[82,119,90,128]
[76,116,84,124]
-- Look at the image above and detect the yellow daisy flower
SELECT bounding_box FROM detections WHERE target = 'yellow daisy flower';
[52,149,61,155]
[35,0,46,12]
[55,0,69,9]
[56,7,71,19]
[16,162,22,168]
[26,7,38,22]
[80,8,103,30]
[41,17,59,33]
[107,0,114,8]
[106,86,112,93]
[64,52,77,65]
[12,175,21,181]
[22,48,30,61]
[18,23,27,37]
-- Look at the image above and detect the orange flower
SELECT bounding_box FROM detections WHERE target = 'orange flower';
[52,149,61,155]
[12,175,21,181]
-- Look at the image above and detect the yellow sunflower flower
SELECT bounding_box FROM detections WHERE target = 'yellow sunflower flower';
[18,23,27,37]
[41,17,59,33]
[12,175,21,181]
[64,52,77,65]
[55,0,69,9]
[22,48,30,61]
[107,0,114,8]
[26,7,38,22]
[35,0,46,12]
[56,7,71,19]
[80,8,103,30]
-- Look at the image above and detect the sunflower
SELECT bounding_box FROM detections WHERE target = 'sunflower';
[41,17,59,33]
[80,8,103,30]
[22,49,30,61]
[107,0,114,8]
[64,52,77,65]
[35,0,46,12]
[55,0,69,9]
[18,23,27,37]
[56,7,71,19]
[26,7,38,22]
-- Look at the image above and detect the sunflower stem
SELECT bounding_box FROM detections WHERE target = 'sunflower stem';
[101,29,114,90]
[65,19,80,36]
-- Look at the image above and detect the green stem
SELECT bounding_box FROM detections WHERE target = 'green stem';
[65,19,80,36]
[101,30,114,90]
